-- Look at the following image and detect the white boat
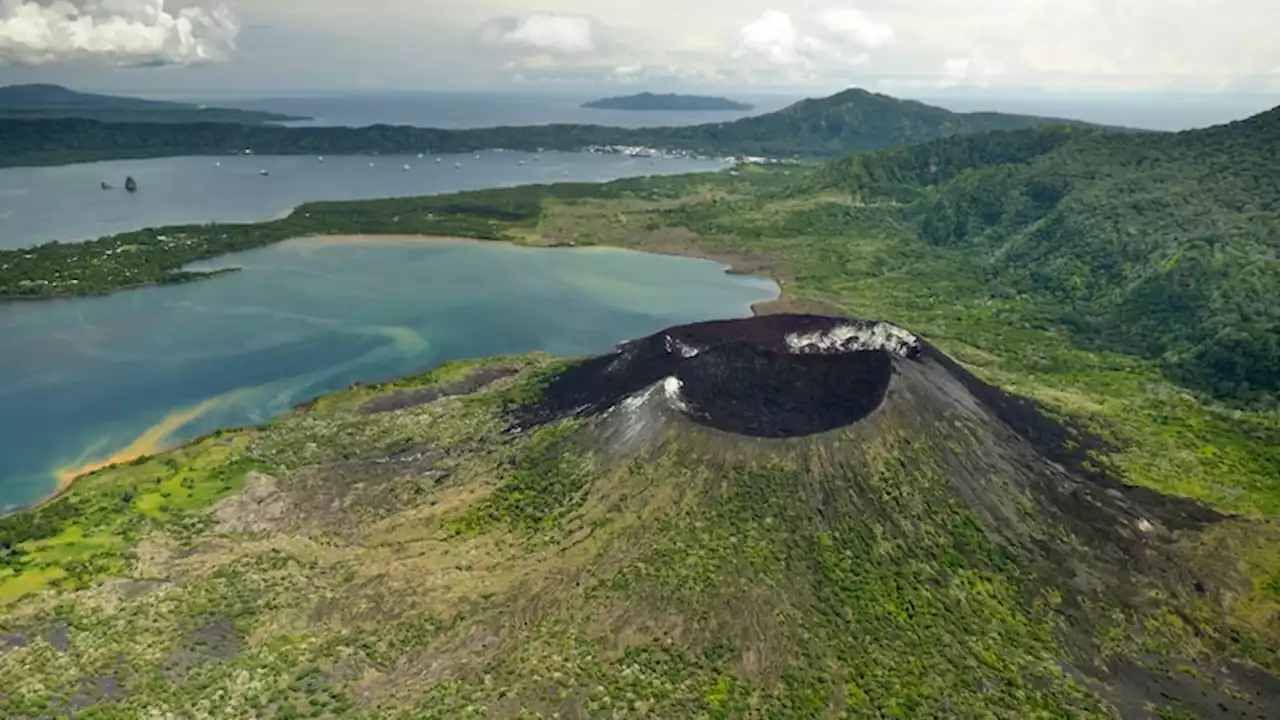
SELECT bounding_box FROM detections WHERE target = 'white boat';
[259,169,269,176]
[214,161,221,167]
[318,156,324,162]
[403,164,411,171]
[418,153,425,159]
[474,154,480,160]
[454,162,462,168]
[435,157,442,163]
[517,160,525,166]
[369,162,375,167]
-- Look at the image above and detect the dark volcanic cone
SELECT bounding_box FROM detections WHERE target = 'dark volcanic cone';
[517,314,918,437]
[512,314,1279,717]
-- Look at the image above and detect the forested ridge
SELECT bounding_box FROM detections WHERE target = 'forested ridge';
[819,105,1280,406]
[0,88,1110,166]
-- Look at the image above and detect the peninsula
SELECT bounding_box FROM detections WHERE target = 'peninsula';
[0,83,306,125]
[582,92,754,111]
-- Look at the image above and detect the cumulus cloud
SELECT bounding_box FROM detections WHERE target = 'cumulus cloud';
[737,10,807,66]
[817,7,895,49]
[479,12,596,56]
[0,0,239,67]
[736,7,892,71]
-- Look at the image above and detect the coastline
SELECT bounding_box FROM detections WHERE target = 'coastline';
[0,157,743,302]
[3,232,786,517]
[0,267,241,304]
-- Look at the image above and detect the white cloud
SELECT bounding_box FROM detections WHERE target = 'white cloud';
[480,12,595,56]
[737,10,805,66]
[0,0,238,66]
[7,0,1278,93]
[817,7,895,49]
[735,7,891,73]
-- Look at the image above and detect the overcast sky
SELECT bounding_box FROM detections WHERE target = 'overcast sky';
[1,0,1278,95]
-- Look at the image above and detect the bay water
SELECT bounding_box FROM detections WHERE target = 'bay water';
[0,237,778,510]
[0,151,727,250]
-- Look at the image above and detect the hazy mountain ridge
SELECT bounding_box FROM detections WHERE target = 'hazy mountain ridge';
[0,83,305,125]
[0,87,1115,167]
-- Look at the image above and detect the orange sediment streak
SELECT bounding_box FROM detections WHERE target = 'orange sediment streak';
[53,395,231,491]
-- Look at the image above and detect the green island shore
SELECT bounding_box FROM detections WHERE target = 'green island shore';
[0,108,1276,718]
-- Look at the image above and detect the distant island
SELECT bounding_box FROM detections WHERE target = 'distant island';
[0,84,306,125]
[583,92,754,111]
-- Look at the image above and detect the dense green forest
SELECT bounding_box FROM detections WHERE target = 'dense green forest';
[0,88,1109,167]
[816,107,1280,407]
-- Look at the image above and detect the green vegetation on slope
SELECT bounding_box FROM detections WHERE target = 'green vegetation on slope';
[0,88,1110,167]
[0,83,304,125]
[0,346,1274,717]
[817,109,1280,407]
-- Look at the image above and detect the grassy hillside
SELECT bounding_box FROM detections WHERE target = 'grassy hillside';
[0,88,1109,167]
[816,106,1280,407]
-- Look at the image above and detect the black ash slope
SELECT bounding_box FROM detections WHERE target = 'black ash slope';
[520,312,1227,537]
[516,315,911,437]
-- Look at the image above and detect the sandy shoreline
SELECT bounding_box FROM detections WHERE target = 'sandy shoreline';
[4,232,786,516]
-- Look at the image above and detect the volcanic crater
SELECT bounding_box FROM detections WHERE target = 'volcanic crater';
[519,314,921,438]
